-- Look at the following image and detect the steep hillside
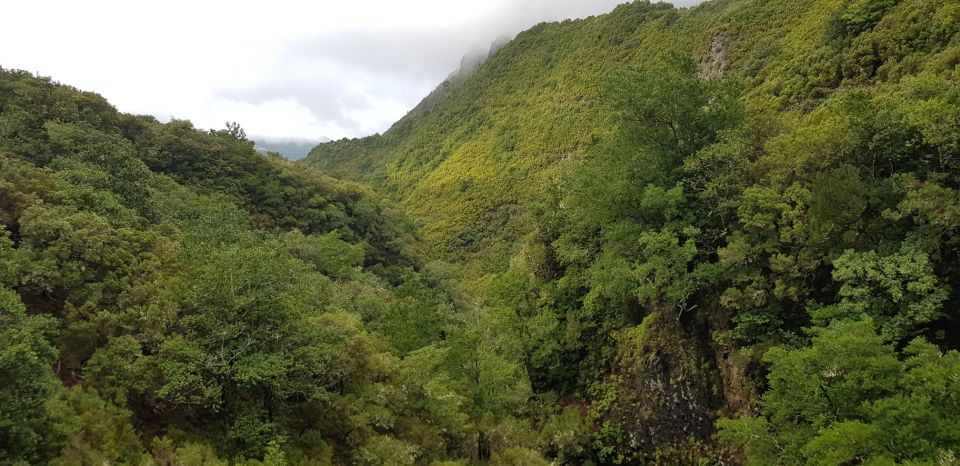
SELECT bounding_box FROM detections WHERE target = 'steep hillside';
[302,0,960,463]
[4,0,960,464]
[304,0,960,271]
[0,69,547,465]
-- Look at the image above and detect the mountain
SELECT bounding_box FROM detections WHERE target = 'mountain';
[0,68,494,465]
[255,137,331,160]
[303,0,960,269]
[301,0,960,463]
[3,0,960,464]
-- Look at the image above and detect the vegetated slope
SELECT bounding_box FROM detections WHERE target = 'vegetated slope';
[301,0,960,464]
[303,0,959,271]
[0,68,554,465]
[305,1,692,261]
[4,0,960,464]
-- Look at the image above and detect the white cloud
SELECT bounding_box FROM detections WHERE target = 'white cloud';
[0,0,704,141]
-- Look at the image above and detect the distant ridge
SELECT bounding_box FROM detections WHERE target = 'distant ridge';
[255,136,331,159]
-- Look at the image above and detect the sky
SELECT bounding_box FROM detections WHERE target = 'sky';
[1,0,702,145]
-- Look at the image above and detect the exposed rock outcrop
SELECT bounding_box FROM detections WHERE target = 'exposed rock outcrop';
[606,310,730,463]
[699,34,728,80]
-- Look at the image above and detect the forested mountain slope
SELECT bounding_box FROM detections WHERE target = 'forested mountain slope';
[304,0,960,270]
[4,0,960,464]
[301,0,960,464]
[0,69,545,465]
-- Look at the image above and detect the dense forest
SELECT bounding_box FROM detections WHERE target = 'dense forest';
[3,0,960,464]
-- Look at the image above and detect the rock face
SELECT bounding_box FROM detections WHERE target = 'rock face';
[606,310,728,463]
[699,35,728,80]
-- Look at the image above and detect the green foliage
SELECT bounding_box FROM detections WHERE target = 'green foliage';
[0,227,17,286]
[602,54,743,162]
[47,386,146,465]
[148,437,231,466]
[808,165,868,244]
[2,0,960,464]
[814,239,950,340]
[0,67,496,465]
[488,446,550,466]
[828,0,902,40]
[282,230,364,279]
[446,306,533,416]
[0,287,58,464]
[304,0,960,462]
[718,320,960,465]
[304,0,959,265]
[84,336,146,403]
[354,435,419,466]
